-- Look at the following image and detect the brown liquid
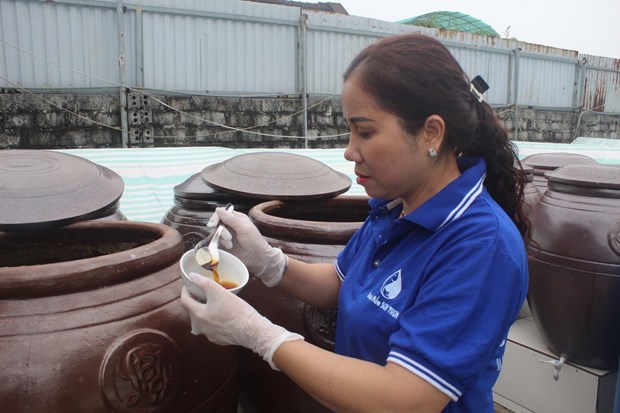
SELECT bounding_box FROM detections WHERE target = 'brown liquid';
[211,267,221,284]
[220,280,238,289]
[211,268,238,290]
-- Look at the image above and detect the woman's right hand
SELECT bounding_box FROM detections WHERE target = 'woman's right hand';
[208,206,287,287]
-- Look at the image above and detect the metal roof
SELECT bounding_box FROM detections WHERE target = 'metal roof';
[400,11,500,37]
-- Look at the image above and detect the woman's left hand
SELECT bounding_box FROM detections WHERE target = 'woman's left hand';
[180,273,303,369]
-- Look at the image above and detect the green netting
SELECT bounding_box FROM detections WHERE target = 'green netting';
[399,11,499,37]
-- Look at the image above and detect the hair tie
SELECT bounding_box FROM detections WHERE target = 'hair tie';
[469,75,489,103]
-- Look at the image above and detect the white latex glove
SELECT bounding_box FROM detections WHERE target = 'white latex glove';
[181,273,304,370]
[207,206,287,287]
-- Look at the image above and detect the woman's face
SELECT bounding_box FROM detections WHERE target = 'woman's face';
[342,72,441,208]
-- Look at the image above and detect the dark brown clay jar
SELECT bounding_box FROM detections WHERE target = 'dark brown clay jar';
[161,173,258,251]
[521,152,598,192]
[520,161,540,218]
[236,195,370,413]
[162,152,352,253]
[526,164,620,370]
[0,221,238,413]
[517,161,538,318]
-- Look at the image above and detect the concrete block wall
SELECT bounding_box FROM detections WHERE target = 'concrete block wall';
[147,94,347,149]
[1,92,618,149]
[496,108,620,143]
[0,93,122,149]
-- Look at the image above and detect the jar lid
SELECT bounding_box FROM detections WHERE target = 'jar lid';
[521,152,598,175]
[200,152,352,200]
[174,173,256,202]
[546,164,620,190]
[515,160,534,183]
[0,150,124,231]
[174,173,218,198]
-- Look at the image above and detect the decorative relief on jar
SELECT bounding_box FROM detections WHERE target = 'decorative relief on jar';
[100,329,182,413]
[609,222,620,256]
[304,305,337,350]
[182,231,206,252]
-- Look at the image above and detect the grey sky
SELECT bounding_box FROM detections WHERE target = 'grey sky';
[338,0,620,58]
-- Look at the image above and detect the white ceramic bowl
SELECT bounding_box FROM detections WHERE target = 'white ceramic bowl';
[180,249,249,301]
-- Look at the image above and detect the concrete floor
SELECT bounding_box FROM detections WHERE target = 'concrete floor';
[494,402,515,413]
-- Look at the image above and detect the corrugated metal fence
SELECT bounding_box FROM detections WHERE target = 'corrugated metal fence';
[1,0,619,113]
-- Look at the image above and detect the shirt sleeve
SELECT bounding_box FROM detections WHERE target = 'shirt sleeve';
[335,219,371,282]
[386,222,527,400]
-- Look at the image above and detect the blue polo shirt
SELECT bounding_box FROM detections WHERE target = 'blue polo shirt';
[335,157,528,413]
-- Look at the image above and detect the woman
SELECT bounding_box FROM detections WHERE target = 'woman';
[181,33,529,413]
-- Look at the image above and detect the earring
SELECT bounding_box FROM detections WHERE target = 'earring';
[428,147,438,158]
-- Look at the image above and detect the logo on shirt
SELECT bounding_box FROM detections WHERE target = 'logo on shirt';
[380,269,402,300]
[366,269,403,319]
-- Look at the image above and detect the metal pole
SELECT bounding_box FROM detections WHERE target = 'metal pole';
[572,57,586,109]
[298,13,308,148]
[571,57,588,142]
[506,50,513,106]
[513,48,521,107]
[136,7,144,88]
[117,0,129,148]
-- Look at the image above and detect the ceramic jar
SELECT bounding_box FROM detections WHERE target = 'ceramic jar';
[161,173,257,251]
[236,195,370,413]
[0,221,238,412]
[520,161,540,219]
[162,150,353,253]
[516,161,539,319]
[526,163,620,370]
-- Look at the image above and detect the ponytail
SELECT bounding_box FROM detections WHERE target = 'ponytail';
[473,102,530,239]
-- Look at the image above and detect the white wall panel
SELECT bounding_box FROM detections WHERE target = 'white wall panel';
[136,0,299,94]
[0,0,618,113]
[198,19,296,93]
[447,45,512,105]
[0,0,122,88]
[516,55,577,107]
[582,54,620,112]
[305,12,413,95]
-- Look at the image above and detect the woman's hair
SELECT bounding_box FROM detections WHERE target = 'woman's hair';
[344,33,530,239]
